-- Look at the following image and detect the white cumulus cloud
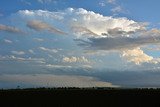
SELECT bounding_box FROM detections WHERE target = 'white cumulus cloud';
[17,8,143,37]
[122,48,153,65]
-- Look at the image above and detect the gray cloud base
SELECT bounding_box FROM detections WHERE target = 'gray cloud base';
[76,34,160,51]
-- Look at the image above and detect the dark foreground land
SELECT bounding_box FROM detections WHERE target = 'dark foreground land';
[1,88,160,107]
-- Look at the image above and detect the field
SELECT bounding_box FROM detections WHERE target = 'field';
[1,88,160,107]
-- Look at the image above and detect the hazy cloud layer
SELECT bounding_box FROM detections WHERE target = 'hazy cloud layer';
[0,24,23,34]
[0,74,119,88]
[0,55,45,63]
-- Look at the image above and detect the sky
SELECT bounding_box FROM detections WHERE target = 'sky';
[1,0,160,88]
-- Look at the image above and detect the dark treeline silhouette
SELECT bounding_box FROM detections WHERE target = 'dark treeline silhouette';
[1,87,160,107]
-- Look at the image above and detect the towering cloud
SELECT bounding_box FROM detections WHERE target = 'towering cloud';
[17,8,144,37]
[4,8,160,65]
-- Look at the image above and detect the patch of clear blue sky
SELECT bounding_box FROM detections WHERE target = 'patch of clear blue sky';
[0,0,110,15]
[122,0,160,25]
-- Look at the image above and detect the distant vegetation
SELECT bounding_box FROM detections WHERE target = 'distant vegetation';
[1,87,160,107]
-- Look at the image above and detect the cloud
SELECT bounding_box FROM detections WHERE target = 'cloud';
[0,55,25,61]
[46,64,72,68]
[0,74,119,88]
[19,8,142,36]
[99,0,116,7]
[20,0,31,5]
[0,55,46,63]
[99,0,127,14]
[111,6,124,13]
[45,63,93,71]
[122,48,153,65]
[39,47,58,53]
[15,8,160,64]
[107,0,116,4]
[4,8,160,66]
[11,51,25,55]
[27,20,67,35]
[0,24,23,34]
[63,56,90,63]
[4,39,13,44]
[71,26,99,38]
[27,20,50,31]
[121,47,160,65]
[37,0,54,4]
[70,9,143,36]
[109,28,134,36]
[17,8,143,37]
[76,31,160,51]
[28,49,35,54]
[99,2,106,7]
[82,65,92,69]
[33,38,44,42]
[18,9,64,20]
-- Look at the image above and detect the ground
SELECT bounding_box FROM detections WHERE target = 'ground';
[0,88,160,107]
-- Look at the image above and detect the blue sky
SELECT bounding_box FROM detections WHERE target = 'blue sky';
[1,0,160,88]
